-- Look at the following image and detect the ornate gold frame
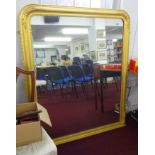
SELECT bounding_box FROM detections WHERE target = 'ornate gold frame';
[19,4,130,145]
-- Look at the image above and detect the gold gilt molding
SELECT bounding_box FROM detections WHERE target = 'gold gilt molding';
[19,4,130,145]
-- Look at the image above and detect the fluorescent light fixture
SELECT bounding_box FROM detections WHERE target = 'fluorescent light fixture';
[62,28,88,35]
[112,39,117,42]
[44,37,72,42]
[33,44,53,48]
[96,38,106,41]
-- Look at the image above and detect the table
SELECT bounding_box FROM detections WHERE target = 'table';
[95,69,138,113]
[17,128,57,155]
[36,80,47,86]
[99,69,121,112]
[36,65,55,68]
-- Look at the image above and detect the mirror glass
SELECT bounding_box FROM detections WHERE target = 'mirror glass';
[31,16,123,138]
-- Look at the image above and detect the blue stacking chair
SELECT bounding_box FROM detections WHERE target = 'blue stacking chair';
[46,67,67,95]
[72,61,81,65]
[68,65,92,83]
[60,66,75,94]
[59,66,73,83]
[85,60,93,65]
[36,68,48,81]
[73,57,81,65]
[68,65,92,97]
[82,63,94,79]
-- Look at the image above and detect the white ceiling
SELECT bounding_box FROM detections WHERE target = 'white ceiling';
[31,25,89,42]
[31,25,123,42]
[31,15,123,49]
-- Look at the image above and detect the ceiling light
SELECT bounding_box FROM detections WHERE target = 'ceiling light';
[44,37,72,42]
[33,44,53,48]
[112,39,117,42]
[96,38,106,41]
[62,28,88,35]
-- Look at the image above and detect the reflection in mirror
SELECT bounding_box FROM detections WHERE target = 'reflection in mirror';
[31,16,123,138]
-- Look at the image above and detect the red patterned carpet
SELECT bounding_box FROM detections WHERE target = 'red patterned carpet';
[57,115,138,155]
[38,83,137,155]
[39,83,120,138]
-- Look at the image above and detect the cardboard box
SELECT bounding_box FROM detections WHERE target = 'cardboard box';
[16,102,52,147]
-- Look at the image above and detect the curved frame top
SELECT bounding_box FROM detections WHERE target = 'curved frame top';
[19,4,130,145]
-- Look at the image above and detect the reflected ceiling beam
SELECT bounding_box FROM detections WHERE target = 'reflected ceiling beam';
[62,28,88,35]
[44,37,72,42]
[33,41,69,49]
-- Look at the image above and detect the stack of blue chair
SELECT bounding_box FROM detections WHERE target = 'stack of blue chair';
[82,63,93,80]
[36,68,48,81]
[59,66,73,83]
[68,65,93,97]
[73,57,81,66]
[46,67,67,95]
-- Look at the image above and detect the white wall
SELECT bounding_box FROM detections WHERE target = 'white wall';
[34,48,58,65]
[56,46,67,58]
[106,33,123,40]
[70,38,89,58]
[88,26,96,51]
[121,0,138,59]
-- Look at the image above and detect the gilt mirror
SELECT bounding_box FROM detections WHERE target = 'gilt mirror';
[19,4,130,145]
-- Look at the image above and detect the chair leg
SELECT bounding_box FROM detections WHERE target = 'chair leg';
[94,80,100,97]
[86,82,90,98]
[73,82,78,98]
[71,81,74,93]
[81,83,88,98]
[94,79,98,110]
[113,77,118,90]
[37,86,40,94]
[64,83,69,101]
[90,79,93,88]
[101,78,108,89]
[44,84,47,95]
[59,85,64,96]
[81,83,84,94]
[105,78,108,88]
[100,76,104,112]
[51,83,55,93]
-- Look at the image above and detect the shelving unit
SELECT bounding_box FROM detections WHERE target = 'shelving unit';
[113,39,122,63]
[106,39,123,64]
[107,49,115,63]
